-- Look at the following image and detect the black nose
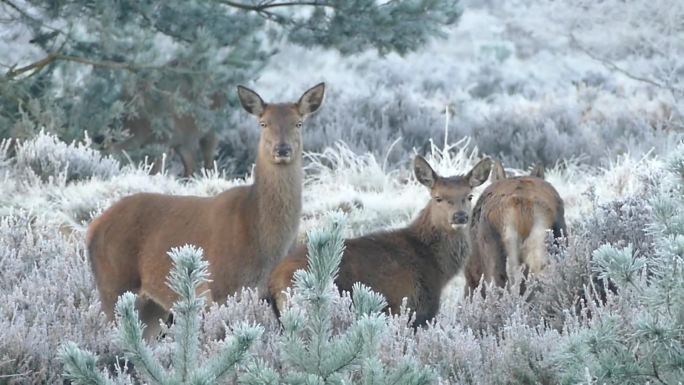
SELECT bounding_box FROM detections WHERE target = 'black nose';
[274,144,292,158]
[453,211,468,224]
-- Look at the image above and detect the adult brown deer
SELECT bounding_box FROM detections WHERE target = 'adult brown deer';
[464,160,566,297]
[106,86,226,177]
[269,156,492,327]
[87,83,325,340]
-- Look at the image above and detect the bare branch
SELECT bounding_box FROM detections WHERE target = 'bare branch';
[4,52,59,79]
[569,33,669,90]
[216,0,334,11]
[3,50,213,80]
[1,0,32,20]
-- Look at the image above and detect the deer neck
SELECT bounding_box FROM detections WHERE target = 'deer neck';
[251,150,303,261]
[409,207,470,284]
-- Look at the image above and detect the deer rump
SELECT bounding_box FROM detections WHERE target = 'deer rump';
[465,176,566,293]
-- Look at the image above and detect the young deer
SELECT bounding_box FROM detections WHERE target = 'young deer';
[269,156,492,326]
[87,83,325,340]
[464,160,566,297]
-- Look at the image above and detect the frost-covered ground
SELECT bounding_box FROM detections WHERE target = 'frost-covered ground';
[1,0,683,383]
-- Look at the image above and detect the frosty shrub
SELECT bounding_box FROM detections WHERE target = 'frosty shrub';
[0,212,114,384]
[241,213,433,385]
[1,135,682,384]
[575,193,654,256]
[552,147,684,384]
[13,130,121,183]
[60,245,262,385]
[221,81,680,176]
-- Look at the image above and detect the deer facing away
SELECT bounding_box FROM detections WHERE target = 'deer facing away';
[269,156,492,327]
[464,160,567,297]
[87,83,325,340]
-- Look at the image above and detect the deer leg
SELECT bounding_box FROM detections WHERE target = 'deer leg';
[502,224,522,288]
[199,130,218,171]
[464,249,484,299]
[135,292,170,342]
[479,221,508,291]
[522,221,549,276]
[412,298,440,328]
[552,212,568,247]
[175,145,196,177]
[147,154,166,175]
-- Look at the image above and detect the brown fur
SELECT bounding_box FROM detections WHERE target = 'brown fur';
[87,83,325,340]
[465,160,566,297]
[107,87,225,177]
[269,156,492,326]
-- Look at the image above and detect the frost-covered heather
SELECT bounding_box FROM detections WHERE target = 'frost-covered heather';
[2,0,683,382]
[1,132,681,383]
[215,0,682,174]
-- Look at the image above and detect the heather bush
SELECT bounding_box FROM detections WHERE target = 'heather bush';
[1,0,682,379]
[12,130,121,183]
[552,149,684,384]
[0,212,114,384]
[0,136,681,383]
[220,78,681,176]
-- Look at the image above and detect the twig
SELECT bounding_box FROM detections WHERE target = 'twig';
[0,359,31,379]
[4,51,59,79]
[217,0,335,11]
[4,51,209,80]
[1,0,32,20]
[1,0,66,35]
[569,33,669,90]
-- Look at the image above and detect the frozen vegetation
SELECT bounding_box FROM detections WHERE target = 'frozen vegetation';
[1,0,683,383]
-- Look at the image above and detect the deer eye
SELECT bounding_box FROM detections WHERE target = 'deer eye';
[296,121,303,128]
[259,121,267,128]
[434,196,443,203]
[467,194,474,201]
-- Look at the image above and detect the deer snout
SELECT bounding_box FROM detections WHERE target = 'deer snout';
[273,143,293,160]
[452,211,469,226]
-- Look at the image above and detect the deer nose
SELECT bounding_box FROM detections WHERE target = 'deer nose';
[274,144,292,158]
[452,211,468,225]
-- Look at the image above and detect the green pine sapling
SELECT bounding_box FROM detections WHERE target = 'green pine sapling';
[60,245,262,384]
[241,213,434,385]
[554,145,684,384]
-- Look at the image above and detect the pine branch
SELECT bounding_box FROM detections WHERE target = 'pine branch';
[4,51,209,80]
[214,0,337,22]
[59,343,116,385]
[0,0,32,21]
[216,0,336,11]
[115,293,170,385]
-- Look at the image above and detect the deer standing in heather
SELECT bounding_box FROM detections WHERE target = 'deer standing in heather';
[105,81,226,177]
[269,156,492,326]
[87,83,325,340]
[464,160,566,297]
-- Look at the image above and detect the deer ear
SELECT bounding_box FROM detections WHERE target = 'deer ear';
[491,159,506,181]
[297,82,325,116]
[530,164,545,179]
[237,85,265,116]
[414,155,437,188]
[467,158,493,187]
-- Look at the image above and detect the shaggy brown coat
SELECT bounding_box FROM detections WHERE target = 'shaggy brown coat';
[270,156,492,326]
[87,83,325,339]
[464,160,566,296]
